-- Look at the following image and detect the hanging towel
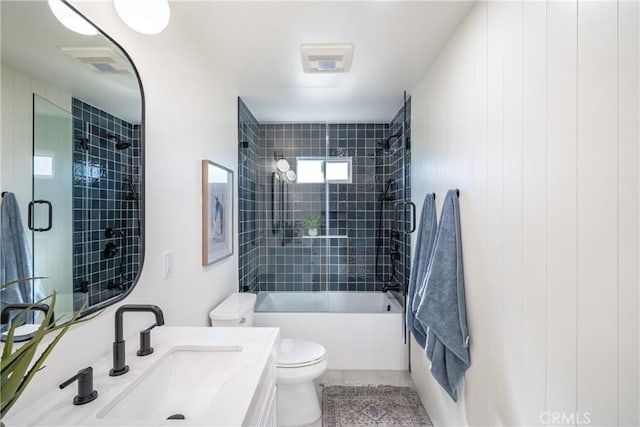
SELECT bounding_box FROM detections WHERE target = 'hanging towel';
[416,189,469,401]
[406,193,437,348]
[0,193,42,326]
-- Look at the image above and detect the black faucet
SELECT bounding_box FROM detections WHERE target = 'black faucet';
[1,304,54,342]
[109,304,165,376]
[59,367,98,405]
[0,303,53,325]
[382,284,402,293]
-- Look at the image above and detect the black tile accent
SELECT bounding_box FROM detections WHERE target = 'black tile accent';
[72,98,141,309]
[237,98,411,294]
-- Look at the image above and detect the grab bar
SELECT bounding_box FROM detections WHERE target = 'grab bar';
[28,199,53,232]
[393,200,416,235]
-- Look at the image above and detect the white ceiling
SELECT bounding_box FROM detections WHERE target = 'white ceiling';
[172,1,474,122]
[2,1,473,124]
[1,1,142,123]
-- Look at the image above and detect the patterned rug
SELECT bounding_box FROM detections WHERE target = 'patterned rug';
[322,385,432,427]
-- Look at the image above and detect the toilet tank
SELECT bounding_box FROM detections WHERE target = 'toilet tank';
[209,292,257,327]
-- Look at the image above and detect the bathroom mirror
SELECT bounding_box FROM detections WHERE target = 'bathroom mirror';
[1,0,144,328]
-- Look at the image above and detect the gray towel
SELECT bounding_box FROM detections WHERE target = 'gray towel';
[407,193,437,348]
[0,193,42,326]
[416,189,469,401]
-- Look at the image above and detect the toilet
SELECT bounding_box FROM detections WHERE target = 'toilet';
[210,293,328,427]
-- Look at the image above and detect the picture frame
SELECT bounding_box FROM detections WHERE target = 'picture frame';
[202,160,233,265]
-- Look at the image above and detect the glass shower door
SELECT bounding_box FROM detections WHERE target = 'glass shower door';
[32,95,74,317]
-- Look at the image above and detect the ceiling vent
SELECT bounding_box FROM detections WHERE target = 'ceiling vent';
[59,46,131,75]
[300,43,354,74]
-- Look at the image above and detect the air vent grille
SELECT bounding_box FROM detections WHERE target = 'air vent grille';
[301,43,354,73]
[59,47,131,74]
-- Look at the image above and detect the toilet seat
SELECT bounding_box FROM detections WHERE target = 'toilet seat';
[277,338,326,368]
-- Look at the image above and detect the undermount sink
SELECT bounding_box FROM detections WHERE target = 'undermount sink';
[4,327,278,427]
[97,345,243,423]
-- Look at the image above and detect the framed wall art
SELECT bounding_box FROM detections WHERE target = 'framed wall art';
[202,160,233,265]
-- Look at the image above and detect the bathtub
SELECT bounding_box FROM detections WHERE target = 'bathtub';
[254,291,408,370]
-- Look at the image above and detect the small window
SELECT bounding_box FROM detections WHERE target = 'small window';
[33,155,54,177]
[296,157,352,184]
[325,159,352,183]
[296,159,325,183]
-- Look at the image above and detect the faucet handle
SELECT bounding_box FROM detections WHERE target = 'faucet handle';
[137,323,157,357]
[59,367,98,405]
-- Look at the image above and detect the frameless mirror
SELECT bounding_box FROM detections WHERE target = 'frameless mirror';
[1,0,144,335]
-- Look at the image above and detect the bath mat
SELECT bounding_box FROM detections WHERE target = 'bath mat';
[322,385,432,427]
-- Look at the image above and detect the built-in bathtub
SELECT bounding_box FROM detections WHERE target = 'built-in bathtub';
[254,291,408,370]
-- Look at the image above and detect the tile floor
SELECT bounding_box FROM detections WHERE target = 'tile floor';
[306,370,416,427]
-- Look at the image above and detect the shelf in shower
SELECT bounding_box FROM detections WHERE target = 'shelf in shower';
[301,235,348,239]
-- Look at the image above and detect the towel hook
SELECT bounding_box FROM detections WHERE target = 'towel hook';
[1,191,8,198]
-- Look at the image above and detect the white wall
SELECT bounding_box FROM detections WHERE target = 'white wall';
[410,1,639,426]
[7,0,239,413]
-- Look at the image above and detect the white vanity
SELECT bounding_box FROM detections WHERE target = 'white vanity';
[5,327,279,426]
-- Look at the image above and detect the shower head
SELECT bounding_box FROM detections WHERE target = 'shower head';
[108,134,131,150]
[377,133,401,152]
[377,139,391,151]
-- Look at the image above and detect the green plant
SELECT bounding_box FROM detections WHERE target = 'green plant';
[301,215,323,229]
[0,278,96,418]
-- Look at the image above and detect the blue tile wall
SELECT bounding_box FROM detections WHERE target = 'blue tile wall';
[71,98,141,309]
[237,99,411,293]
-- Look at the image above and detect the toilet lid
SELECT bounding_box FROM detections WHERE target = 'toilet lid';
[277,339,326,367]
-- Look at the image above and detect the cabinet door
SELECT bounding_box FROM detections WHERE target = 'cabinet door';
[261,386,277,427]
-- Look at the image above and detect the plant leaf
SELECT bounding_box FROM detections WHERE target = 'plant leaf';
[0,294,98,418]
[1,304,83,418]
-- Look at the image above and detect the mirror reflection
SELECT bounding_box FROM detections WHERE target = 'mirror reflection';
[1,0,144,333]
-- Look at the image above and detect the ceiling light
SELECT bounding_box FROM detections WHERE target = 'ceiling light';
[301,44,354,74]
[48,0,98,36]
[114,0,170,35]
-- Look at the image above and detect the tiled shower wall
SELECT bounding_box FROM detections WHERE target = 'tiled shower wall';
[72,99,141,309]
[238,99,411,293]
[258,123,329,291]
[238,99,261,291]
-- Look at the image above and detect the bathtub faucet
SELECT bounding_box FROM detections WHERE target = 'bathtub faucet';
[382,284,402,293]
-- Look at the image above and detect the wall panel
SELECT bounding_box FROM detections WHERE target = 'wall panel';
[576,1,619,424]
[410,1,638,425]
[546,0,578,419]
[617,1,640,425]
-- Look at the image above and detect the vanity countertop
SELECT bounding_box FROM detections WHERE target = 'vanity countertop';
[4,326,279,427]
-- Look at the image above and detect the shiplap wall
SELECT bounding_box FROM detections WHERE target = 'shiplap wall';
[410,1,639,426]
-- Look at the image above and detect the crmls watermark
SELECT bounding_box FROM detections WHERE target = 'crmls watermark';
[539,412,591,425]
